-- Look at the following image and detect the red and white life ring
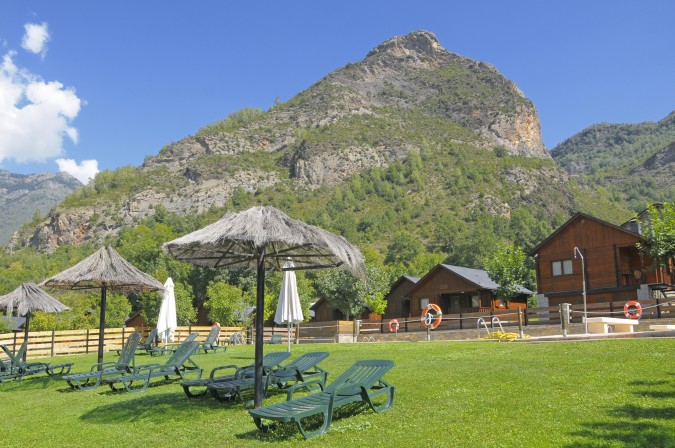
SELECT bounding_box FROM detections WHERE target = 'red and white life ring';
[623,301,642,319]
[420,304,443,329]
[388,319,400,333]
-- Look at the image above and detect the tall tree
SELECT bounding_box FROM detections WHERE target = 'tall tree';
[637,202,675,266]
[483,243,532,307]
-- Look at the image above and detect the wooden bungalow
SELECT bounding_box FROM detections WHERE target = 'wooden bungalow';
[309,298,369,322]
[406,264,533,317]
[528,211,673,308]
[383,275,419,318]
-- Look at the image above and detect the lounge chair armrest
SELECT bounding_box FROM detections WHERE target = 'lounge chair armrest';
[235,366,256,379]
[208,364,239,379]
[90,361,116,372]
[330,382,368,399]
[286,379,325,400]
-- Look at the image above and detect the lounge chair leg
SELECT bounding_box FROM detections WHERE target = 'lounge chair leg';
[297,411,331,439]
[182,385,207,398]
[253,417,272,432]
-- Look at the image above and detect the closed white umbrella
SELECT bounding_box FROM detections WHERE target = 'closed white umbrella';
[274,261,303,352]
[157,278,177,345]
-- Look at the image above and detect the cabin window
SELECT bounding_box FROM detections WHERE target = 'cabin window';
[471,295,480,308]
[420,298,430,309]
[552,260,573,276]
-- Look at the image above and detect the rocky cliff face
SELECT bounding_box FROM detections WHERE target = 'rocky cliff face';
[144,31,549,177]
[0,171,81,244]
[17,31,560,252]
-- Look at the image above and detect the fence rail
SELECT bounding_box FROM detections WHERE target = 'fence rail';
[0,325,245,360]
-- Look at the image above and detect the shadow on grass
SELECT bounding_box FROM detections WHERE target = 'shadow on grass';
[565,380,675,448]
[0,376,54,392]
[234,402,373,443]
[79,392,225,424]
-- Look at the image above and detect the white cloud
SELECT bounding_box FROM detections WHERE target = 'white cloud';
[56,158,99,184]
[0,51,81,163]
[21,22,50,57]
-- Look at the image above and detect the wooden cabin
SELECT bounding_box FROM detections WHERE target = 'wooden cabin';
[383,275,419,318]
[528,212,674,307]
[309,298,369,322]
[124,311,146,329]
[406,264,532,317]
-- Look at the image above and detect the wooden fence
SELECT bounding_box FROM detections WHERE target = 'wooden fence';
[2,298,672,359]
[0,325,245,360]
[361,297,674,334]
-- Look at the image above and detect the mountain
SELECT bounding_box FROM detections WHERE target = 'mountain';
[551,111,675,210]
[0,170,82,244]
[12,31,630,262]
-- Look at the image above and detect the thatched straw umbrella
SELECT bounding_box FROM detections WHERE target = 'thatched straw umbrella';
[0,282,70,361]
[163,206,364,407]
[41,246,164,366]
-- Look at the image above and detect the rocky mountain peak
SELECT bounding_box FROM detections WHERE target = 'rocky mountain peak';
[366,30,446,64]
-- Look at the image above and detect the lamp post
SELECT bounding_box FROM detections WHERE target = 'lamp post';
[573,247,588,334]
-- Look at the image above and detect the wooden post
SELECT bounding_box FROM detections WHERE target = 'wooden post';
[459,313,463,330]
[656,297,661,319]
[560,303,569,337]
[295,323,300,345]
[51,328,56,357]
[85,329,90,354]
[517,308,524,339]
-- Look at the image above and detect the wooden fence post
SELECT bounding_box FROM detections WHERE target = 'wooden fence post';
[85,329,90,354]
[51,329,56,357]
[656,297,661,319]
[459,313,463,330]
[517,308,524,338]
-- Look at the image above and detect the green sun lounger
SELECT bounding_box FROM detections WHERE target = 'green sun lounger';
[104,339,201,393]
[1,342,73,379]
[198,325,226,354]
[148,331,199,357]
[181,351,290,398]
[269,351,329,389]
[249,359,394,439]
[62,332,141,391]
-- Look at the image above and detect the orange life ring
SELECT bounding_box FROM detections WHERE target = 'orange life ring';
[388,319,400,333]
[623,301,642,319]
[421,304,443,329]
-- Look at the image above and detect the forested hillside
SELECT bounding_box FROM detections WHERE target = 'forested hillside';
[552,111,675,211]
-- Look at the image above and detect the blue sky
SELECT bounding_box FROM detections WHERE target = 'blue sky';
[1,1,673,183]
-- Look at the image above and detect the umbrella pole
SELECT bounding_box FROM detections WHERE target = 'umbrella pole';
[254,246,266,408]
[23,313,30,362]
[98,284,107,368]
[287,323,291,352]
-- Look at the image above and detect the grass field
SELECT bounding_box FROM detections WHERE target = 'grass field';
[1,338,673,447]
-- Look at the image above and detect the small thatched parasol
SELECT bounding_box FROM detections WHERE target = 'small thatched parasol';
[163,206,364,407]
[41,246,164,366]
[0,282,70,361]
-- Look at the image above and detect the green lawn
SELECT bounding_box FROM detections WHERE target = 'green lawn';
[1,339,673,447]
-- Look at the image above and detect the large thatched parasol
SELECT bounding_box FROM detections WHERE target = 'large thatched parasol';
[41,246,164,366]
[0,282,70,361]
[163,206,364,407]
